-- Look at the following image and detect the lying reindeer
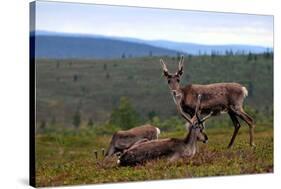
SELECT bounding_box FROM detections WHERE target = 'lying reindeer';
[160,56,255,148]
[118,95,211,166]
[105,124,160,157]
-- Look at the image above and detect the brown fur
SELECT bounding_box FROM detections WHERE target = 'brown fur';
[105,124,160,157]
[119,95,209,166]
[181,83,246,116]
[119,127,207,166]
[160,56,255,148]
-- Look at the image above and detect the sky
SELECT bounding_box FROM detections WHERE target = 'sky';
[34,1,274,47]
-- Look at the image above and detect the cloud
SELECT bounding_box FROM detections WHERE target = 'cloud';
[35,1,273,47]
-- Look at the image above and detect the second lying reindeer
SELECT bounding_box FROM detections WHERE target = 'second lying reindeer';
[119,95,211,166]
[105,124,160,157]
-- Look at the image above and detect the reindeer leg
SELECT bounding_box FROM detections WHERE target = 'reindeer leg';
[105,146,116,157]
[230,106,256,147]
[228,112,241,148]
[240,109,256,147]
[120,139,151,156]
[168,153,180,162]
[184,122,191,131]
[125,139,149,152]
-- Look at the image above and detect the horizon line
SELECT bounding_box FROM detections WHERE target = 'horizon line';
[32,30,273,49]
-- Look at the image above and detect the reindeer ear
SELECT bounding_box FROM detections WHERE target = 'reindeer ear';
[160,59,170,77]
[177,55,184,77]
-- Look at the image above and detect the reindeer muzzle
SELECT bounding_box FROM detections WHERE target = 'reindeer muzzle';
[171,90,177,96]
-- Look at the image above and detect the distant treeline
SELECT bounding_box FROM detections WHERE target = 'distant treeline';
[36,53,273,131]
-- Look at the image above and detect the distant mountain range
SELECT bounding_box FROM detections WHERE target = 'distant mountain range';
[32,31,272,59]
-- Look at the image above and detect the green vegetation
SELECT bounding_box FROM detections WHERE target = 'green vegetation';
[36,54,273,127]
[109,97,140,130]
[35,125,273,187]
[35,54,273,187]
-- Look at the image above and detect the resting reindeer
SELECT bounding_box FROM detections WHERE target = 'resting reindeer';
[160,56,255,148]
[105,124,160,157]
[118,95,211,166]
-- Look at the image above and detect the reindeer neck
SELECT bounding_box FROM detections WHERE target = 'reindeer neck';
[184,127,197,146]
[171,88,183,96]
[171,88,184,106]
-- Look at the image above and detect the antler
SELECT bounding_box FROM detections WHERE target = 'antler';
[191,94,202,123]
[178,55,184,69]
[160,59,171,77]
[177,94,210,127]
[195,111,213,129]
[200,111,213,123]
[193,94,213,127]
[177,55,184,76]
[175,102,192,124]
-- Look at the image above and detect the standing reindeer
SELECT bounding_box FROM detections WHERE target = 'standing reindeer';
[118,95,211,166]
[160,56,255,148]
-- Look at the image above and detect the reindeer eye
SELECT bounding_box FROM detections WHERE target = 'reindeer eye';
[168,80,171,84]
[176,79,180,82]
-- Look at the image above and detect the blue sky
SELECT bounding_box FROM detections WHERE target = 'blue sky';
[35,1,273,47]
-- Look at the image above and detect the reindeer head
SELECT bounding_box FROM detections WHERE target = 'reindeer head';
[160,56,184,95]
[185,94,211,144]
[188,117,209,144]
[193,125,208,143]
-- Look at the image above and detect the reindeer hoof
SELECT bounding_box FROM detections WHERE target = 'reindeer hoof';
[227,144,233,149]
[250,143,256,147]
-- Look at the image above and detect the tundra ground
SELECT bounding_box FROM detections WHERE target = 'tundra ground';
[35,125,273,187]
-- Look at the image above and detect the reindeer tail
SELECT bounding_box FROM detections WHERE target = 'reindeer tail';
[156,127,161,139]
[242,86,248,98]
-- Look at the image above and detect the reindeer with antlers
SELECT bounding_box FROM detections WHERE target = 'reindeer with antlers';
[118,95,211,166]
[160,56,255,148]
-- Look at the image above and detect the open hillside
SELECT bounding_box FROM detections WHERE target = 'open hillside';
[36,54,273,127]
[35,53,273,187]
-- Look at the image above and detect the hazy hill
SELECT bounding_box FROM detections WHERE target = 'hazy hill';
[34,34,181,59]
[33,31,272,59]
[143,40,271,55]
[102,36,271,55]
